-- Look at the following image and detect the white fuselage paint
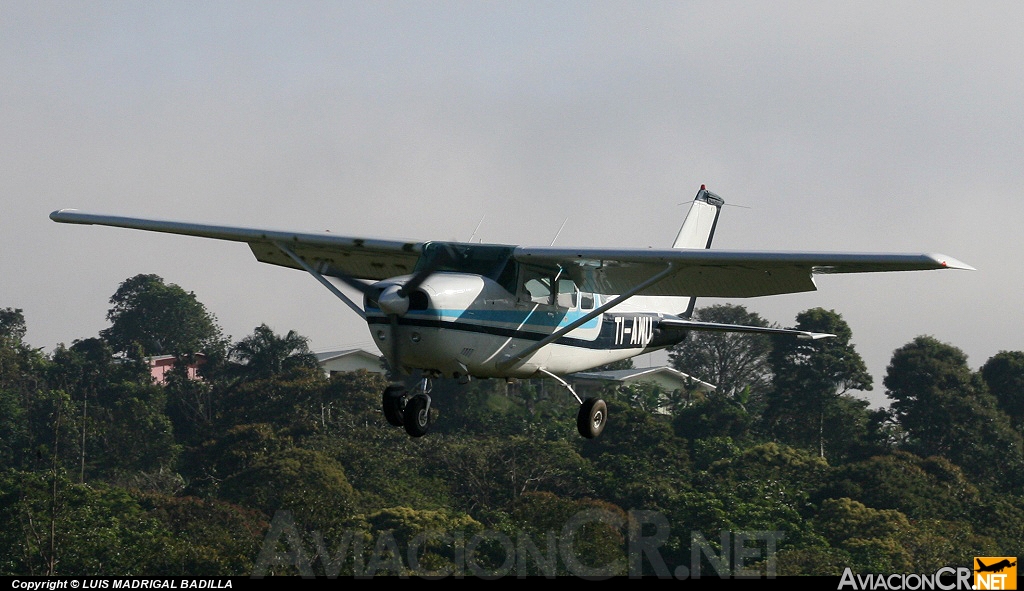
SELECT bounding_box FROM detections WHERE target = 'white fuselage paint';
[365,273,686,379]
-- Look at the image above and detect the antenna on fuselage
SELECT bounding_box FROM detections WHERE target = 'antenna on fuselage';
[468,216,486,243]
[549,217,569,246]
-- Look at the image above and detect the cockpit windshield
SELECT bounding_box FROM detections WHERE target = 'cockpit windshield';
[414,242,518,292]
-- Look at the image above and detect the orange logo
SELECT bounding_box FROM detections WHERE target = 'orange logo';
[974,557,1017,590]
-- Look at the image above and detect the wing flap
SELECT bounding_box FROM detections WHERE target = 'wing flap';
[50,210,423,280]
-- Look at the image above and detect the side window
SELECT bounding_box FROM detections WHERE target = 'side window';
[556,278,578,309]
[522,272,552,304]
[580,292,595,311]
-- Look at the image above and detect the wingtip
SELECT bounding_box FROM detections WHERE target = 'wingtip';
[798,332,837,340]
[929,253,975,271]
[50,209,88,224]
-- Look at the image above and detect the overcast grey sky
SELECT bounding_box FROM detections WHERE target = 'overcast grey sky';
[3,2,1020,406]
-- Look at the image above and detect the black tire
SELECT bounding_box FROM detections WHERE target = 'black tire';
[403,394,431,437]
[382,385,406,427]
[577,398,608,439]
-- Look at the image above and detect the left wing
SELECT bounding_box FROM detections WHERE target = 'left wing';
[514,247,973,297]
[49,210,423,280]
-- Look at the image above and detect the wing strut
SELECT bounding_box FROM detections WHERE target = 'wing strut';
[274,241,367,320]
[496,264,676,372]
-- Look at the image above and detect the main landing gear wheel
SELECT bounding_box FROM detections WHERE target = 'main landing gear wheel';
[577,398,608,439]
[382,385,406,427]
[404,394,431,438]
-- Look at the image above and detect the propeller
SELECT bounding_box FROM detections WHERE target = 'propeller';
[320,243,458,374]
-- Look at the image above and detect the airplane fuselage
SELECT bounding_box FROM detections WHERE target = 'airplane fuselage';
[365,272,687,378]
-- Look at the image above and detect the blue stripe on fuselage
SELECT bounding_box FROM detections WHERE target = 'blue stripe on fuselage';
[430,308,600,331]
[366,309,686,351]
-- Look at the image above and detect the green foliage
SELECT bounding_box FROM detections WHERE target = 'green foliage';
[507,492,628,576]
[216,367,328,432]
[0,308,28,345]
[219,447,356,538]
[818,451,980,521]
[6,285,1024,576]
[581,399,692,511]
[230,323,320,381]
[101,274,225,358]
[0,469,177,575]
[673,395,754,443]
[885,336,1024,489]
[669,304,773,400]
[138,494,267,575]
[426,436,594,514]
[813,498,912,572]
[980,350,1024,430]
[764,308,872,459]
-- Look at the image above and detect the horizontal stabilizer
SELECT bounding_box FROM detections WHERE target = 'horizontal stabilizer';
[660,316,835,340]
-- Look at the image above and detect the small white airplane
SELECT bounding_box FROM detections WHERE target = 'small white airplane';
[51,186,971,439]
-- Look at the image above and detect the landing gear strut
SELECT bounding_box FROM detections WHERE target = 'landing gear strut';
[381,378,433,438]
[538,369,608,439]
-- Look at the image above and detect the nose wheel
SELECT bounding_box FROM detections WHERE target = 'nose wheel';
[382,378,433,438]
[403,394,431,437]
[382,385,406,427]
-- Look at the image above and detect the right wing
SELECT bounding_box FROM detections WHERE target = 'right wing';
[49,210,424,280]
[514,246,974,298]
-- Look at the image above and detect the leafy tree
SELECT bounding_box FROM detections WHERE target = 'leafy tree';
[668,304,773,402]
[138,493,267,575]
[0,307,27,344]
[426,436,594,514]
[763,308,872,460]
[582,399,692,511]
[216,367,327,433]
[0,308,48,471]
[164,360,217,447]
[219,447,356,539]
[673,395,753,443]
[884,336,1024,490]
[812,498,912,572]
[811,497,997,573]
[816,451,981,522]
[506,492,628,577]
[0,470,178,575]
[980,351,1024,431]
[347,507,484,576]
[101,274,225,358]
[48,339,178,481]
[230,324,319,381]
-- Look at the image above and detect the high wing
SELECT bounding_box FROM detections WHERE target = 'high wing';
[50,210,973,299]
[49,210,422,280]
[514,247,974,298]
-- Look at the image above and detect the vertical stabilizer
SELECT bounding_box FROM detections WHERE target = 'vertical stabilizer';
[672,185,725,249]
[675,186,725,318]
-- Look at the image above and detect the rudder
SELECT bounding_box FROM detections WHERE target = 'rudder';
[672,185,725,249]
[674,185,725,318]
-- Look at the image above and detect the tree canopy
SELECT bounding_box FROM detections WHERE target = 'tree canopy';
[668,304,772,402]
[2,284,1023,576]
[101,274,225,358]
[763,308,872,459]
